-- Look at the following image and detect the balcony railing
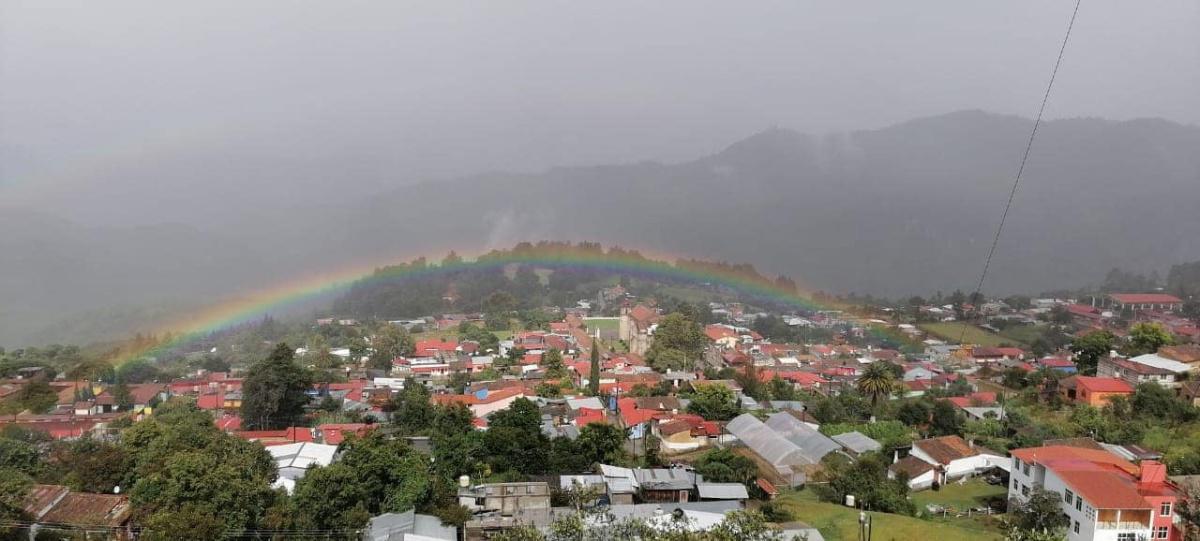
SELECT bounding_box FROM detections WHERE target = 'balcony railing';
[1095,521,1150,530]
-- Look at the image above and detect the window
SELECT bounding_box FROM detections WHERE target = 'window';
[1013,457,1021,471]
[1073,521,1080,534]
[1117,533,1135,541]
[1022,484,1030,496]
[1023,463,1030,475]
[1064,489,1073,504]
[1075,498,1082,511]
[1161,502,1172,516]
[1157,526,1170,539]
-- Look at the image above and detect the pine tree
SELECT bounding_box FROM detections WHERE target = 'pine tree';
[588,337,601,396]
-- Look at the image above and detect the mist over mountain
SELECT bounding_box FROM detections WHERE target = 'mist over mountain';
[4,110,1198,347]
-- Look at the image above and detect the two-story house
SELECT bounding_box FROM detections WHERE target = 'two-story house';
[1008,445,1182,541]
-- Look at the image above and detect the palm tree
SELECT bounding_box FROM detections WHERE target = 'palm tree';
[857,362,898,406]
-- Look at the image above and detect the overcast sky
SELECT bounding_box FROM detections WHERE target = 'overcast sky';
[2,0,1197,226]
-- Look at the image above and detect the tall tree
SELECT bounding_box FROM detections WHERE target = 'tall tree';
[370,324,415,371]
[574,423,627,466]
[1005,488,1070,540]
[645,313,707,372]
[290,433,433,532]
[1069,330,1115,376]
[240,343,313,430]
[856,362,898,406]
[124,400,277,538]
[1125,322,1174,356]
[929,400,963,436]
[687,384,740,421]
[543,348,567,379]
[388,379,435,435]
[588,344,601,396]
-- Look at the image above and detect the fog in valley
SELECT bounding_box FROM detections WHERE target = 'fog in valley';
[2,0,1198,346]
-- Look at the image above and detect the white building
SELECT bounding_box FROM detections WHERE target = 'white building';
[889,435,1007,490]
[268,442,339,493]
[1008,445,1181,541]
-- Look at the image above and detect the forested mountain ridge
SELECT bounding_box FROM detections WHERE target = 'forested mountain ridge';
[4,110,1198,346]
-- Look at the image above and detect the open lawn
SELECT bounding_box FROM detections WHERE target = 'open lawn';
[411,328,513,341]
[777,489,1004,541]
[910,479,1007,512]
[919,322,1025,347]
[658,285,722,304]
[998,325,1044,346]
[583,317,620,334]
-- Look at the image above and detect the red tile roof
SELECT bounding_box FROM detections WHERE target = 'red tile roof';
[946,392,998,409]
[1074,376,1135,394]
[39,492,132,527]
[1038,357,1076,368]
[415,339,459,354]
[1109,293,1183,304]
[215,415,242,431]
[574,407,608,427]
[704,325,738,342]
[914,435,979,464]
[319,423,373,445]
[23,485,69,518]
[629,305,658,325]
[1012,446,1167,509]
[1010,445,1138,475]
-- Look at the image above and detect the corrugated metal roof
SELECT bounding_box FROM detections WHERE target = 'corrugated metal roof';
[633,468,695,490]
[831,431,882,454]
[725,414,811,467]
[764,412,841,463]
[696,483,749,500]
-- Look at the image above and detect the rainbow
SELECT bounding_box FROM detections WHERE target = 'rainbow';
[114,243,886,367]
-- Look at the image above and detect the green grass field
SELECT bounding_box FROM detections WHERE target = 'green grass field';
[910,479,1007,512]
[411,327,513,341]
[919,322,1024,347]
[583,317,620,334]
[998,325,1043,346]
[778,490,1004,541]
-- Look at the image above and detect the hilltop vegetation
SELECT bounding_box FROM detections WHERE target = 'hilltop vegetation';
[6,112,1200,347]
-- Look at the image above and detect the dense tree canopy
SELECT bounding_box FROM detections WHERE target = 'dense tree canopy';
[123,400,277,538]
[1069,330,1114,375]
[686,384,740,421]
[645,312,706,372]
[240,343,314,430]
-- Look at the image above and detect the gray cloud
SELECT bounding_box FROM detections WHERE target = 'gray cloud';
[1,1,1196,226]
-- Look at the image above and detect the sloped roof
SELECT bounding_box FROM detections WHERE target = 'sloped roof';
[763,412,841,463]
[1056,469,1152,509]
[1010,445,1138,476]
[633,468,696,491]
[1129,354,1192,374]
[725,414,811,467]
[696,483,749,500]
[23,485,69,519]
[38,492,131,527]
[890,455,935,478]
[1074,376,1135,394]
[913,436,979,465]
[1108,293,1182,304]
[831,431,882,454]
[635,396,681,411]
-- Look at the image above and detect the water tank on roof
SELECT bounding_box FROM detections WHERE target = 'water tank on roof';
[459,475,470,488]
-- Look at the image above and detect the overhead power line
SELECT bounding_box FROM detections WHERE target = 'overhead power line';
[960,0,1083,345]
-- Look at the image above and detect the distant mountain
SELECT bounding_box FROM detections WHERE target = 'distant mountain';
[4,110,1198,346]
[301,110,1200,297]
[0,208,274,346]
